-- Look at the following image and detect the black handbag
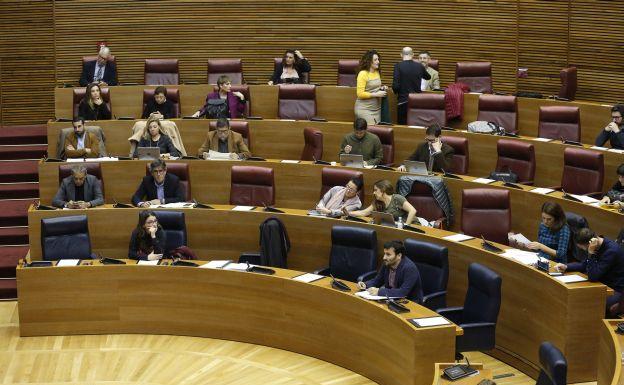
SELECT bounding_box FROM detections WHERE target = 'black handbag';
[206,99,228,118]
[488,166,518,183]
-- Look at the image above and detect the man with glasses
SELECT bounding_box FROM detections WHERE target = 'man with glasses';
[397,124,454,173]
[315,177,363,217]
[197,118,251,159]
[79,46,117,87]
[595,104,624,150]
[131,159,185,207]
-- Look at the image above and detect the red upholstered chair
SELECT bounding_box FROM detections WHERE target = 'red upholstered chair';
[440,136,469,175]
[558,67,577,101]
[368,125,394,166]
[461,188,511,245]
[320,167,364,201]
[207,59,244,85]
[82,55,118,84]
[230,166,275,206]
[337,59,359,87]
[211,84,251,116]
[144,162,191,201]
[428,59,439,72]
[538,106,581,142]
[59,163,105,197]
[405,181,446,228]
[144,59,179,85]
[558,147,604,197]
[455,62,492,93]
[300,127,323,161]
[73,87,111,119]
[275,58,309,84]
[477,95,518,134]
[495,139,536,184]
[142,88,180,118]
[407,93,447,127]
[278,84,317,120]
[209,120,251,150]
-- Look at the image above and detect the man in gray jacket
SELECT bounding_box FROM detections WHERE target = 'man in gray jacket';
[52,165,104,209]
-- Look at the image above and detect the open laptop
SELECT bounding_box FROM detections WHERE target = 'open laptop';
[137,147,160,160]
[403,160,431,175]
[340,154,364,168]
[371,211,396,227]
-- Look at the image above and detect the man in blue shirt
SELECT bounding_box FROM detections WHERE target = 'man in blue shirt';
[358,240,423,303]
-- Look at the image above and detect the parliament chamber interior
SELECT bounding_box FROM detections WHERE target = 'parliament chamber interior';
[0,1,623,384]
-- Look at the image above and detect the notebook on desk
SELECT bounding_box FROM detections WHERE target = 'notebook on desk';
[404,160,431,175]
[136,147,160,160]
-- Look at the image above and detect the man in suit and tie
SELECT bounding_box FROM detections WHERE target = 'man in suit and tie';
[197,118,252,159]
[132,159,185,207]
[52,165,104,209]
[79,47,118,87]
[392,47,431,125]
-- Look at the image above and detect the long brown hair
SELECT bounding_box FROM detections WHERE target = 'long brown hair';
[135,210,162,252]
[541,202,566,232]
[85,82,101,109]
[373,179,394,212]
[143,116,164,140]
[359,50,380,73]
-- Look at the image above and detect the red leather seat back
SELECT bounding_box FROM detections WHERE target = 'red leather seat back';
[367,126,394,166]
[301,127,323,161]
[209,120,251,149]
[407,93,447,127]
[456,62,492,93]
[461,188,510,245]
[440,136,469,175]
[278,84,317,120]
[538,106,581,142]
[428,59,439,72]
[73,87,111,118]
[230,166,275,206]
[143,88,180,118]
[207,59,244,85]
[59,163,105,196]
[275,58,309,84]
[561,147,604,195]
[337,59,359,87]
[144,59,179,85]
[477,95,518,134]
[406,182,445,223]
[145,162,191,201]
[558,67,577,101]
[320,167,364,201]
[495,139,536,183]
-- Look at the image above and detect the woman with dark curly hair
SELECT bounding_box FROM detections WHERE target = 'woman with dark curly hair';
[268,49,311,85]
[128,210,166,260]
[354,50,387,125]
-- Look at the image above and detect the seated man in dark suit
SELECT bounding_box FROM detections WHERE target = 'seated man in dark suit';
[397,124,454,173]
[131,159,185,207]
[358,240,423,303]
[52,165,104,209]
[79,46,118,87]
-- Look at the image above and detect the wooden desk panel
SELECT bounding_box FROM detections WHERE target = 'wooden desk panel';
[55,86,611,143]
[26,206,608,383]
[16,263,456,385]
[599,319,624,385]
[37,159,624,241]
[46,119,624,192]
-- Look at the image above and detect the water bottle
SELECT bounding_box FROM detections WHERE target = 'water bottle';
[397,217,404,229]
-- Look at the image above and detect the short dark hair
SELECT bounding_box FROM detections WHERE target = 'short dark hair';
[383,240,405,256]
[612,105,624,115]
[154,86,167,96]
[348,177,363,191]
[215,118,229,129]
[575,228,595,245]
[617,163,624,176]
[418,51,431,57]
[354,118,367,131]
[217,75,231,88]
[425,124,442,137]
[149,158,167,172]
[73,116,85,125]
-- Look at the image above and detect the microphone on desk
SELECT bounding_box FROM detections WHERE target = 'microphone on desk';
[330,274,351,292]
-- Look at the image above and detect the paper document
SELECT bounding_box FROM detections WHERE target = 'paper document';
[609,148,624,154]
[567,193,600,204]
[531,187,555,195]
[223,263,250,271]
[408,125,425,129]
[85,157,118,162]
[280,119,296,122]
[232,206,255,211]
[590,146,608,151]
[501,249,539,265]
[355,291,402,301]
[151,202,195,208]
[416,217,433,227]
[137,260,160,266]
[56,259,80,267]
[292,273,325,283]
[280,160,300,164]
[207,150,233,160]
[409,316,450,327]
[508,233,531,246]
[472,178,495,184]
[554,274,588,284]
[442,234,474,242]
[200,260,232,269]
[532,137,552,142]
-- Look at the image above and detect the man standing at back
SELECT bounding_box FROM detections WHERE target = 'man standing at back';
[392,47,430,125]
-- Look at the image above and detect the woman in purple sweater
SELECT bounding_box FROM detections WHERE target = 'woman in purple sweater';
[192,75,246,119]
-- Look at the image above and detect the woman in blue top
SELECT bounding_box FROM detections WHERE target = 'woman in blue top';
[527,202,571,263]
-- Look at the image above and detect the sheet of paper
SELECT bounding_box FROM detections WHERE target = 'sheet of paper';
[56,259,80,267]
[408,125,425,129]
[442,234,474,242]
[85,157,118,162]
[472,178,495,184]
[609,148,624,154]
[501,249,539,265]
[152,202,196,208]
[65,158,85,163]
[292,273,325,283]
[410,316,450,327]
[207,150,233,160]
[532,137,553,142]
[509,233,531,245]
[590,146,608,151]
[416,217,432,227]
[232,206,255,211]
[280,119,296,122]
[137,260,160,266]
[567,193,600,204]
[200,260,232,269]
[223,263,250,271]
[554,274,588,284]
[531,187,555,195]
[280,160,300,164]
[355,291,403,300]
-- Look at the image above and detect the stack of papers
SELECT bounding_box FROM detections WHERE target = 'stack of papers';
[354,291,403,301]
[280,160,300,164]
[531,187,555,195]
[292,273,325,283]
[232,206,255,211]
[508,233,530,247]
[199,260,232,269]
[554,274,588,284]
[442,234,474,242]
[223,263,250,271]
[409,316,450,327]
[532,137,553,142]
[56,259,80,267]
[472,178,495,184]
[501,249,539,265]
[207,150,233,160]
[137,260,160,266]
[566,193,599,204]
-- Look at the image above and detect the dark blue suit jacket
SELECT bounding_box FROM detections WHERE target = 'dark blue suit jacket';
[79,60,118,86]
[365,256,423,303]
[131,173,185,206]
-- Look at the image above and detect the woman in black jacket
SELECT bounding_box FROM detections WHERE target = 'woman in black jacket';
[133,116,180,158]
[78,82,112,120]
[268,49,311,85]
[128,210,166,260]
